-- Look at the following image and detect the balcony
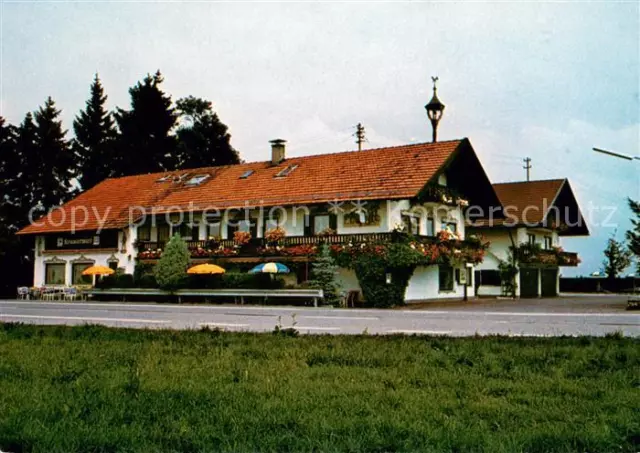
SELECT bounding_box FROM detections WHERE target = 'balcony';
[137,233,450,261]
[515,244,580,267]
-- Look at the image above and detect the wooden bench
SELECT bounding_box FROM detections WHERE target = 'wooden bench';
[84,288,324,306]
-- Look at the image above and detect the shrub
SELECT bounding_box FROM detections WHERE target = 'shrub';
[95,273,135,289]
[309,243,341,305]
[154,234,190,292]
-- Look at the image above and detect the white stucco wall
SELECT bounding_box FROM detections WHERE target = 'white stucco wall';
[34,227,136,287]
[404,265,469,301]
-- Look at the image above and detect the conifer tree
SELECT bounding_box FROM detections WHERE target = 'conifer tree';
[154,234,190,292]
[114,71,177,175]
[627,198,640,274]
[32,97,76,213]
[175,96,240,169]
[310,243,342,305]
[73,74,117,190]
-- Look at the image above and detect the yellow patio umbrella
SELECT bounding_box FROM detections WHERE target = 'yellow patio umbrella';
[187,263,226,275]
[82,265,115,276]
[82,265,115,287]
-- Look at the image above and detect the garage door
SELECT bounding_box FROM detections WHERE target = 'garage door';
[541,268,559,297]
[519,268,539,298]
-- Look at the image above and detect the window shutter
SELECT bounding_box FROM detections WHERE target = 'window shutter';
[329,214,337,231]
[304,214,312,236]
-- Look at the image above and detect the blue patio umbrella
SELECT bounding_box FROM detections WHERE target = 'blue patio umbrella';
[249,262,290,274]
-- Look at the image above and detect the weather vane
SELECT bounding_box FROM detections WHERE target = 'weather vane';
[431,76,439,91]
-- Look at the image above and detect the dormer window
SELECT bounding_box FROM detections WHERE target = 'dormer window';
[275,164,298,178]
[185,174,210,186]
[240,170,254,179]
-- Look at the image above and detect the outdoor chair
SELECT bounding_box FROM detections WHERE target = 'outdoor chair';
[17,287,29,300]
[63,287,78,302]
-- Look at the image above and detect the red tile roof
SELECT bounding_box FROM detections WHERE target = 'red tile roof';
[19,139,464,235]
[468,179,568,228]
[494,179,566,224]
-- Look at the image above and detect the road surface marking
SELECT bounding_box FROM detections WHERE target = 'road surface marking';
[0,314,170,324]
[300,315,379,321]
[199,322,249,328]
[387,329,452,335]
[294,326,340,331]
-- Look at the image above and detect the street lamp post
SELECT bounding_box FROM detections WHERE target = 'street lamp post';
[592,147,639,293]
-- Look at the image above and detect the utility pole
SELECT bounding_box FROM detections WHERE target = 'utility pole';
[354,123,366,151]
[523,157,532,181]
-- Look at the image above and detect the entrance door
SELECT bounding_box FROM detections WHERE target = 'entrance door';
[541,268,559,297]
[519,268,539,298]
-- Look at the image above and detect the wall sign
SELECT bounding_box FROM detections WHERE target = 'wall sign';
[45,231,119,251]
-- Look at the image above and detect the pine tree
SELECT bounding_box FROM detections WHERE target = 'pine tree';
[154,234,190,291]
[0,116,33,297]
[73,74,117,190]
[627,198,640,274]
[32,97,76,212]
[310,243,342,305]
[114,71,177,175]
[175,96,240,169]
[602,234,632,280]
[12,113,39,221]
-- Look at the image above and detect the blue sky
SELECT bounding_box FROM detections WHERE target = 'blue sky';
[1,1,638,276]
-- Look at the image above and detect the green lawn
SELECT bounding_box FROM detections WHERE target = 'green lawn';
[0,324,638,453]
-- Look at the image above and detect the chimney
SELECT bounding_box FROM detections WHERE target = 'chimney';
[270,139,286,165]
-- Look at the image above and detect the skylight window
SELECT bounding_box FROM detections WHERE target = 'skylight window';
[184,174,210,186]
[275,164,298,178]
[156,175,172,183]
[240,170,254,179]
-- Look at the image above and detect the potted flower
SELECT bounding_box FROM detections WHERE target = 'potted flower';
[264,227,286,245]
[233,231,252,247]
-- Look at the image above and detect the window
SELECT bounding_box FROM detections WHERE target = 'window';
[263,214,280,235]
[304,210,337,236]
[313,215,330,234]
[45,263,66,285]
[156,175,171,183]
[158,224,171,243]
[275,164,298,178]
[227,217,257,238]
[185,174,210,186]
[176,223,199,240]
[544,236,553,250]
[401,214,420,235]
[441,221,457,234]
[426,217,435,236]
[207,217,222,239]
[478,270,501,286]
[137,224,151,242]
[528,233,536,245]
[72,263,93,285]
[239,170,254,179]
[439,265,454,292]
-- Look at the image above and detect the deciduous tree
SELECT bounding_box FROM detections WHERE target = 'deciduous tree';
[602,234,632,280]
[175,96,240,169]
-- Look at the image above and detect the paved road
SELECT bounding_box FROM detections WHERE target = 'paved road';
[1,296,638,337]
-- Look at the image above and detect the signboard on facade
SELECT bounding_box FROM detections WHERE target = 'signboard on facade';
[45,231,119,251]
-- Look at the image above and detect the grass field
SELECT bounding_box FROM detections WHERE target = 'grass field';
[0,323,638,453]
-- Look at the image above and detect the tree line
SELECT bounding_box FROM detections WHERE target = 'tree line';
[0,71,240,296]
